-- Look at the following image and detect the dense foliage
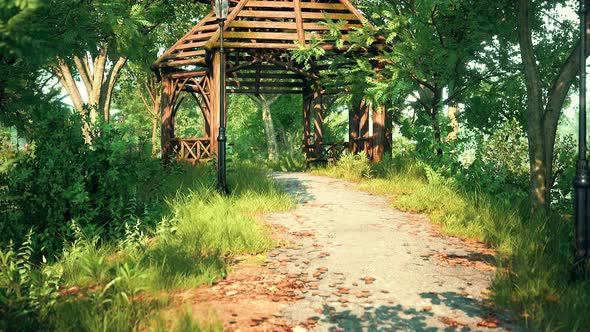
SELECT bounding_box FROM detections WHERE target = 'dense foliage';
[1,108,169,253]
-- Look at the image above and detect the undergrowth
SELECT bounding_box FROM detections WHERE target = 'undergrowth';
[315,153,590,331]
[0,162,293,331]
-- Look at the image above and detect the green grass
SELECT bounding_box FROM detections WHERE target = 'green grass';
[314,154,590,331]
[0,162,294,331]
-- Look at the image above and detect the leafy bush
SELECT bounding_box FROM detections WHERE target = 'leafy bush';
[451,119,530,203]
[0,231,62,331]
[0,107,169,254]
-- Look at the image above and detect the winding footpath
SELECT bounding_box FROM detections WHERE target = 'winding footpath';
[262,172,514,331]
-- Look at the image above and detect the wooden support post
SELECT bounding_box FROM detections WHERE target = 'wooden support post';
[202,103,212,138]
[209,51,225,155]
[160,75,175,160]
[385,105,393,155]
[294,0,305,46]
[302,88,313,156]
[359,97,370,156]
[349,103,360,153]
[313,91,324,160]
[372,104,386,162]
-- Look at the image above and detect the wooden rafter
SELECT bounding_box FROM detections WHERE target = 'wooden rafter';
[152,0,373,76]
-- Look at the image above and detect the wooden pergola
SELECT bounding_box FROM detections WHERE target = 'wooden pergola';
[151,0,391,164]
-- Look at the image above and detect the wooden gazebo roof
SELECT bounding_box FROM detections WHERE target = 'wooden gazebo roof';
[152,0,370,95]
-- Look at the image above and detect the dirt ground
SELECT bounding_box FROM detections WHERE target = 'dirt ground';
[174,172,516,331]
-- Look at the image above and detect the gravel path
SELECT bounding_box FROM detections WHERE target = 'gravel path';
[263,172,514,332]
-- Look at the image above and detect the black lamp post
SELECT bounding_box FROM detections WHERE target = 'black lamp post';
[213,0,230,195]
[574,0,590,276]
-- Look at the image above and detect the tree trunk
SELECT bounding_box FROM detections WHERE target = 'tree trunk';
[55,45,128,127]
[274,118,292,157]
[55,59,91,143]
[445,104,460,142]
[151,117,158,157]
[101,56,128,122]
[517,0,589,214]
[431,85,443,156]
[248,94,279,161]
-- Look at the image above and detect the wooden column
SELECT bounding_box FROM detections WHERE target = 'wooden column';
[194,91,212,139]
[209,51,225,155]
[202,103,212,138]
[313,91,324,160]
[349,102,360,153]
[385,105,393,155]
[302,88,313,156]
[372,104,386,162]
[160,75,175,160]
[358,97,370,156]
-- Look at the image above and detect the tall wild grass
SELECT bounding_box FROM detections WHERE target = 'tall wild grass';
[0,162,293,331]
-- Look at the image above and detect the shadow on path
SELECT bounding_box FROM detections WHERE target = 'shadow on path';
[312,291,503,332]
[271,173,316,204]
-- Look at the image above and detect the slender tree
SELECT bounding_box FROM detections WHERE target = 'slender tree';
[248,94,280,161]
[517,0,587,213]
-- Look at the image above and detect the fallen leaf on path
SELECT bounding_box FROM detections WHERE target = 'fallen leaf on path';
[423,306,432,311]
[477,318,499,328]
[439,317,468,327]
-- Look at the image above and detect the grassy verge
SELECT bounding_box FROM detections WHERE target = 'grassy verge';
[313,154,590,331]
[0,162,293,331]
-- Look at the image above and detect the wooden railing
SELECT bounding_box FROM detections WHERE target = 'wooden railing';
[351,137,374,160]
[305,138,376,162]
[305,142,349,162]
[171,138,213,164]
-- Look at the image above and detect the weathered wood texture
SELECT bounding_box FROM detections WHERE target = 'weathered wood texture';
[302,88,313,157]
[171,138,213,164]
[313,91,325,159]
[372,103,386,162]
[358,97,371,154]
[348,102,360,153]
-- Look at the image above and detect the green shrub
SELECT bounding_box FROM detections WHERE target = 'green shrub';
[1,108,170,254]
[0,231,62,331]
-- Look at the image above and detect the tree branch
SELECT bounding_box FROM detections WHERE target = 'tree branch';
[74,55,93,94]
[101,56,127,122]
[55,59,84,112]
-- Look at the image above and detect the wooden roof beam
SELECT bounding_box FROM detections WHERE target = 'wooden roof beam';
[152,12,215,69]
[294,0,305,46]
[255,55,319,81]
[205,0,251,50]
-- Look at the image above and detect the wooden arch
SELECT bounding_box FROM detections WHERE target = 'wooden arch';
[151,0,391,164]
